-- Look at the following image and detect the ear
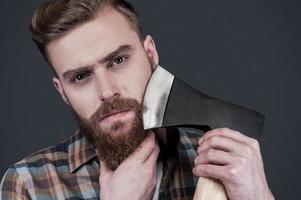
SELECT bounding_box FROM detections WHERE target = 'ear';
[143,35,159,70]
[52,77,70,105]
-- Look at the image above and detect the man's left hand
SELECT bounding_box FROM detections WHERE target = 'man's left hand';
[193,128,274,200]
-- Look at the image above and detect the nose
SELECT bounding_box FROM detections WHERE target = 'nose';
[95,73,119,102]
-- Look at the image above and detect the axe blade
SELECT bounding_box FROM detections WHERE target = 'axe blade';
[142,65,265,139]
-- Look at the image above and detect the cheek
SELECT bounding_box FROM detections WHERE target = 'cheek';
[64,87,99,119]
[137,70,152,97]
[118,49,153,102]
[122,64,152,103]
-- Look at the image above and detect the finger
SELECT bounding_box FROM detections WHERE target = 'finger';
[199,128,252,145]
[195,149,234,166]
[197,135,247,156]
[129,131,156,164]
[193,164,229,181]
[144,141,160,167]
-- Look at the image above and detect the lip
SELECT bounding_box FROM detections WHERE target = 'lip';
[100,109,130,121]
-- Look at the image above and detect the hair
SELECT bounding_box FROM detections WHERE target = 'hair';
[30,0,143,63]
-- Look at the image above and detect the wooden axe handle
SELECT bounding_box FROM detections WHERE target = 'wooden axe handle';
[193,177,228,200]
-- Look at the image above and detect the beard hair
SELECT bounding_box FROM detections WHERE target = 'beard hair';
[72,98,148,171]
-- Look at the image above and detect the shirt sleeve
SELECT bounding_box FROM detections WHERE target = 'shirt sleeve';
[0,167,31,200]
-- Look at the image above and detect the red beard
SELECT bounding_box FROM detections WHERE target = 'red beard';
[73,97,148,170]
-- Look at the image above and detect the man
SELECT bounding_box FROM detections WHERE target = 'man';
[0,0,274,199]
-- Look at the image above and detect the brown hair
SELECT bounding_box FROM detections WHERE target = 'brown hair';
[30,0,143,62]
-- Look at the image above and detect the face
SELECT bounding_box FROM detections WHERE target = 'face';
[47,7,159,169]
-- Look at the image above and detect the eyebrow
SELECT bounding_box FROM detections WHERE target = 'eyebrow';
[62,45,132,81]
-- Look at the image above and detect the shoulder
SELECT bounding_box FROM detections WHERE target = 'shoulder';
[1,133,76,182]
[13,137,71,171]
[0,135,74,199]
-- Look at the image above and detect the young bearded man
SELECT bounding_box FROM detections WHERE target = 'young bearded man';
[0,0,274,199]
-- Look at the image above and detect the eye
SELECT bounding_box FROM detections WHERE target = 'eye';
[72,71,92,83]
[111,56,128,66]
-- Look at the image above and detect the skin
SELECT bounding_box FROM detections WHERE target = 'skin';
[46,6,274,200]
[194,128,275,200]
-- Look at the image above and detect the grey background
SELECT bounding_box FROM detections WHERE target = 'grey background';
[1,0,300,199]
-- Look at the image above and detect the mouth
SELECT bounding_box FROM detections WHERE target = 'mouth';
[100,109,131,123]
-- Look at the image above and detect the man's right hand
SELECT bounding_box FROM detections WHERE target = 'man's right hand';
[99,132,160,200]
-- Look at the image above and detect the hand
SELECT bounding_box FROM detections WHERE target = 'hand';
[99,132,160,200]
[193,128,274,200]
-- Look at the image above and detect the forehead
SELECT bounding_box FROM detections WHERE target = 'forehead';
[46,7,141,75]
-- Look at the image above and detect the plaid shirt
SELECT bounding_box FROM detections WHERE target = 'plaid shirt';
[0,128,203,200]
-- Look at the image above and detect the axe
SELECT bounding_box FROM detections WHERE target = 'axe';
[142,65,265,200]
